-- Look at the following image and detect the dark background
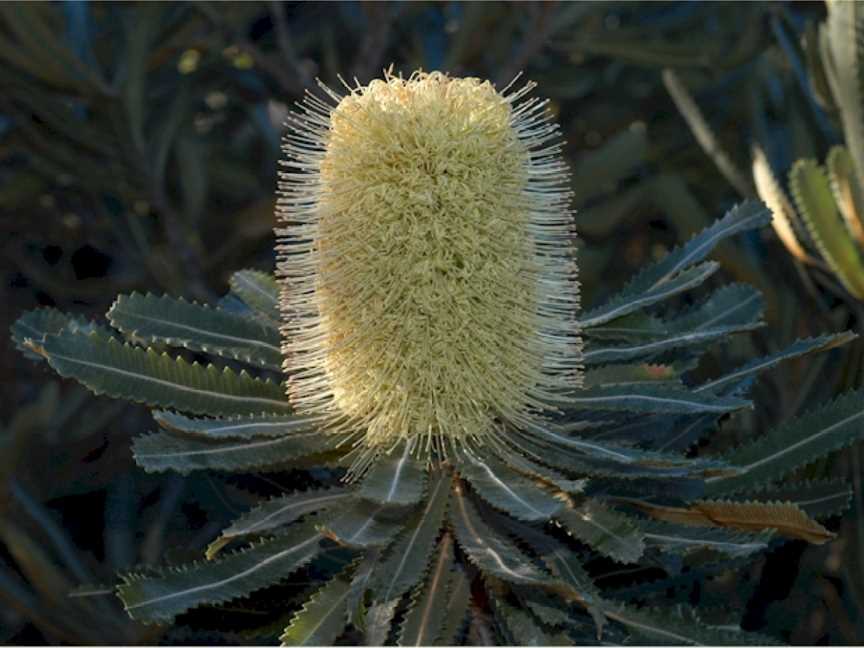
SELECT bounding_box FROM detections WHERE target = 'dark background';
[2,1,863,644]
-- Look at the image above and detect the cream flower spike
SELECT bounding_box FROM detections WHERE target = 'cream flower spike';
[275,69,582,476]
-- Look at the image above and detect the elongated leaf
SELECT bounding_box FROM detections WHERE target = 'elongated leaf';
[207,488,351,558]
[827,146,864,247]
[133,429,339,474]
[118,522,322,623]
[29,329,291,416]
[705,390,864,495]
[602,602,780,645]
[734,479,852,519]
[458,454,563,522]
[638,521,772,557]
[434,563,471,646]
[321,502,404,548]
[371,472,450,603]
[582,363,679,388]
[579,201,771,328]
[578,261,720,328]
[667,283,764,333]
[230,270,280,327]
[566,382,749,415]
[366,599,399,645]
[153,410,322,439]
[694,332,856,394]
[359,443,426,507]
[583,322,759,366]
[495,600,571,646]
[280,574,351,646]
[11,308,96,359]
[790,158,864,298]
[450,485,548,586]
[752,144,811,262]
[557,502,645,564]
[398,533,458,647]
[633,499,834,544]
[108,293,283,371]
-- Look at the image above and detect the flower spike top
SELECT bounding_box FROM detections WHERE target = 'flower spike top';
[276,69,582,475]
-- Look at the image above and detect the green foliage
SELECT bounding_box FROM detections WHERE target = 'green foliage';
[12,202,864,644]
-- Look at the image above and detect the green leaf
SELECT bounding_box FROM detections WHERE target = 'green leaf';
[495,600,572,646]
[694,332,856,394]
[132,429,339,474]
[567,382,750,415]
[666,283,764,332]
[207,488,351,558]
[827,146,864,247]
[579,262,720,328]
[450,486,549,586]
[557,502,645,564]
[280,574,351,646]
[230,270,280,328]
[153,410,322,439]
[789,158,864,298]
[638,521,772,557]
[108,293,283,371]
[321,501,405,548]
[434,563,472,646]
[398,533,460,647]
[31,329,291,416]
[705,390,864,495]
[118,522,322,623]
[602,602,780,645]
[371,472,451,603]
[11,308,95,361]
[579,201,771,328]
[457,454,563,522]
[733,479,852,519]
[358,443,427,507]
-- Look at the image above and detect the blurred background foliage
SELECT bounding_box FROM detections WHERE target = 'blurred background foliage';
[2,0,863,644]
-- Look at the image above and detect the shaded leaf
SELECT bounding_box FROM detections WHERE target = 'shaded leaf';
[280,574,351,646]
[118,522,322,623]
[557,501,645,564]
[638,520,772,557]
[108,293,283,371]
[153,410,322,439]
[230,270,280,327]
[358,443,426,507]
[320,502,404,548]
[28,329,291,416]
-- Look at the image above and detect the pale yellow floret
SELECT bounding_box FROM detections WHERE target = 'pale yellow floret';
[276,71,581,475]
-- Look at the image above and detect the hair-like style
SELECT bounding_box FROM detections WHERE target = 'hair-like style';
[276,70,581,475]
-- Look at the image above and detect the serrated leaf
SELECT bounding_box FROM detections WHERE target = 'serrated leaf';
[579,201,771,328]
[358,443,427,507]
[398,533,458,647]
[208,488,352,558]
[633,499,835,544]
[366,599,399,646]
[320,501,405,548]
[578,261,720,328]
[789,158,864,298]
[567,382,749,415]
[118,522,322,623]
[371,472,450,603]
[638,520,772,557]
[153,410,321,439]
[694,332,856,394]
[279,574,351,646]
[602,602,780,645]
[667,283,764,332]
[827,146,864,247]
[450,485,549,586]
[457,454,563,522]
[29,329,291,416]
[495,600,572,646]
[108,293,283,371]
[133,429,340,474]
[733,479,852,519]
[434,563,471,646]
[230,270,280,328]
[11,308,96,359]
[705,389,864,495]
[557,501,645,564]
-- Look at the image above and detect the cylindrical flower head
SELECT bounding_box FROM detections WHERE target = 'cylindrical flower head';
[276,70,581,473]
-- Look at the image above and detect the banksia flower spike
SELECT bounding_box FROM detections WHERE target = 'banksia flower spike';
[18,65,864,646]
[276,70,582,473]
